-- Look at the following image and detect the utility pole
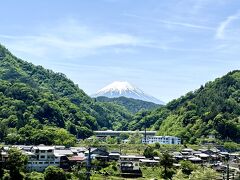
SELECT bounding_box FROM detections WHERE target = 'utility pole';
[119,144,122,155]
[86,147,91,180]
[226,163,229,180]
[144,119,147,144]
[225,154,230,180]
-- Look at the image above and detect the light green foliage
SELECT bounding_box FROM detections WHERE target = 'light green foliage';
[137,70,240,143]
[119,132,129,140]
[25,172,44,180]
[129,108,170,131]
[172,170,188,180]
[106,136,117,144]
[143,146,159,158]
[74,170,87,180]
[96,96,161,114]
[44,166,67,180]
[173,167,218,180]
[52,128,76,147]
[128,131,143,144]
[159,152,175,179]
[71,165,87,180]
[141,166,164,179]
[94,101,133,131]
[6,148,28,180]
[0,44,138,144]
[180,161,198,175]
[223,141,240,152]
[99,161,119,177]
[2,170,10,180]
[189,167,218,180]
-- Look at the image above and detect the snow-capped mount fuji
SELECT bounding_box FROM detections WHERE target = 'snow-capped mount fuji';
[92,81,164,105]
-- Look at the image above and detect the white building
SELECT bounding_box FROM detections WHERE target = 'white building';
[120,155,145,172]
[26,146,61,172]
[142,136,181,144]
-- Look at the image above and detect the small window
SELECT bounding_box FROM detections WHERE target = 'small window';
[47,150,53,153]
[40,155,45,159]
[44,162,48,164]
[39,162,43,164]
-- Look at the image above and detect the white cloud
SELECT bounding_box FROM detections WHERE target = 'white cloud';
[216,11,240,39]
[0,19,146,59]
[123,13,214,31]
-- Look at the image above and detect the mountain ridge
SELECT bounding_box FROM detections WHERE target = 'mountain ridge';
[133,70,240,143]
[95,96,161,114]
[0,44,134,145]
[1,43,239,144]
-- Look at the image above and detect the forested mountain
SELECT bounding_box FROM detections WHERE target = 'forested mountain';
[95,96,161,113]
[133,71,240,143]
[2,43,240,145]
[0,44,132,145]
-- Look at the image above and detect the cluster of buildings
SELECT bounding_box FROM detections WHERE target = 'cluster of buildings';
[1,145,91,172]
[0,144,239,178]
[173,147,240,179]
[119,147,240,178]
[94,130,181,145]
[0,130,238,178]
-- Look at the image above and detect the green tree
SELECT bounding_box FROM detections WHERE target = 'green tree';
[106,136,116,144]
[159,152,174,179]
[172,170,188,180]
[0,148,4,179]
[128,131,142,144]
[25,172,44,180]
[119,133,129,140]
[4,133,22,145]
[0,121,8,141]
[180,160,198,175]
[53,128,76,147]
[143,146,158,158]
[155,142,161,149]
[189,168,218,180]
[223,141,240,152]
[6,148,28,180]
[44,166,67,180]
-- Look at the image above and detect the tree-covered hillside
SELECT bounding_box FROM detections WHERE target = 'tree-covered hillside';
[95,96,160,113]
[2,43,239,145]
[133,71,240,144]
[0,44,132,145]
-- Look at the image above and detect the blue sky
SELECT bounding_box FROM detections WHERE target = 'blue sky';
[1,0,240,102]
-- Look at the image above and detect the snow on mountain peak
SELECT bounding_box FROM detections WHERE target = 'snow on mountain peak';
[97,81,136,94]
[92,81,164,105]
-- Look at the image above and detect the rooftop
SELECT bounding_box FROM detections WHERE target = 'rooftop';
[120,155,145,159]
[32,146,55,150]
[68,156,86,161]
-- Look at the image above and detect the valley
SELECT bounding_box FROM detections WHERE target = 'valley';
[0,44,239,179]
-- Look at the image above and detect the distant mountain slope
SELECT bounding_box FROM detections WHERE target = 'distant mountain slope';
[0,44,132,144]
[92,81,164,104]
[95,96,161,113]
[133,71,240,143]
